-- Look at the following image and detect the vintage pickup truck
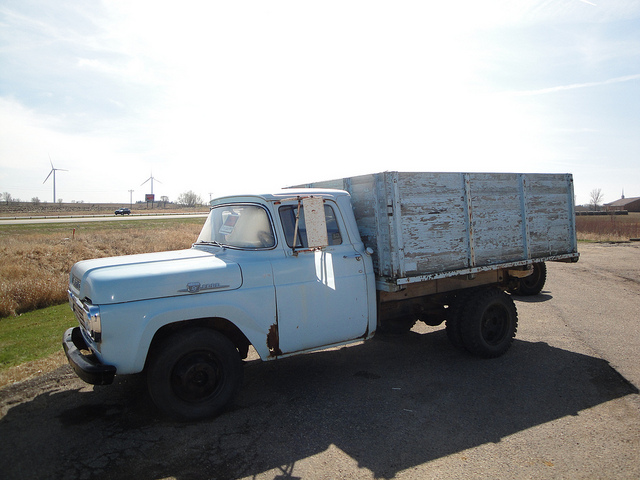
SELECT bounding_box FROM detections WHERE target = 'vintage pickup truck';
[63,171,578,419]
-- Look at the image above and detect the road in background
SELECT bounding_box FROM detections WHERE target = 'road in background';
[0,242,638,479]
[0,213,208,225]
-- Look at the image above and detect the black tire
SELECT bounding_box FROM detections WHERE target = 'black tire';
[459,287,518,358]
[510,262,547,296]
[147,328,243,421]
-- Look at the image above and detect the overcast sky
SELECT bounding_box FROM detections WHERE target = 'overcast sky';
[1,1,639,206]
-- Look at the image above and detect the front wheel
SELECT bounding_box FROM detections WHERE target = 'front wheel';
[458,287,518,358]
[147,328,243,420]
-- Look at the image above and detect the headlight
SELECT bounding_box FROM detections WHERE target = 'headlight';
[69,290,102,343]
[85,304,102,343]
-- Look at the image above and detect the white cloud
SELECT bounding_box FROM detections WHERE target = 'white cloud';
[508,73,640,96]
[1,1,639,205]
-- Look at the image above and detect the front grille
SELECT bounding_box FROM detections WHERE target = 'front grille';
[72,302,88,331]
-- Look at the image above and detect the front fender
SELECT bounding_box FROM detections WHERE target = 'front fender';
[99,285,276,375]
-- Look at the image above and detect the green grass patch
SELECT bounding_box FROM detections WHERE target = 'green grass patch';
[0,303,76,371]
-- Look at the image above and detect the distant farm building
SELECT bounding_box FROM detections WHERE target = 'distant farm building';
[605,196,640,213]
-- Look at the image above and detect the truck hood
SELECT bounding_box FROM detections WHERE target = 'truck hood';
[70,248,242,305]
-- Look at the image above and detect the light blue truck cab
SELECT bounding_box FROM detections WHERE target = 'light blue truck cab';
[64,173,579,420]
[64,190,377,419]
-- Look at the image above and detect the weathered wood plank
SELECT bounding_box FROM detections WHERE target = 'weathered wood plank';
[297,171,577,280]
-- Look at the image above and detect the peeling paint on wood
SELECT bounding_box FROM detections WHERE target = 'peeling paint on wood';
[299,171,578,284]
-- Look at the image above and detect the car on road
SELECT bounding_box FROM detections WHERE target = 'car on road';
[114,208,131,215]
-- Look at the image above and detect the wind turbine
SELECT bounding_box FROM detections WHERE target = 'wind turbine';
[141,172,162,195]
[43,156,68,203]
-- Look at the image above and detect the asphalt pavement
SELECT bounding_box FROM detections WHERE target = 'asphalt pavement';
[0,242,638,479]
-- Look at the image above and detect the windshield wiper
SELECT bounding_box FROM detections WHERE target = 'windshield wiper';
[194,240,226,249]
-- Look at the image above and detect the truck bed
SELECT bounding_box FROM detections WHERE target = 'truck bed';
[296,172,579,289]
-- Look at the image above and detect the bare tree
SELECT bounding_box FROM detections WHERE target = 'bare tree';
[2,192,12,205]
[589,188,604,211]
[177,191,203,207]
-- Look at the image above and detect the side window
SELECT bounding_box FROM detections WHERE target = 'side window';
[279,204,343,248]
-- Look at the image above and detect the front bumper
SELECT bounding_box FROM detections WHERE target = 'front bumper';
[62,327,116,385]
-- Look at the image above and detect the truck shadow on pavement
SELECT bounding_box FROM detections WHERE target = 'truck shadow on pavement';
[1,329,637,480]
[511,291,554,303]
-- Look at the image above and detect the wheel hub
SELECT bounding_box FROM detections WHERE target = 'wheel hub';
[481,305,509,345]
[171,352,222,403]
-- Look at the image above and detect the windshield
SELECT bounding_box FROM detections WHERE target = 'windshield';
[196,204,275,249]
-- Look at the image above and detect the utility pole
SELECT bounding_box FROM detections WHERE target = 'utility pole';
[129,190,134,209]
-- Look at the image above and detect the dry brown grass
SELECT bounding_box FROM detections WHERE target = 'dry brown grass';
[0,220,203,318]
[576,213,640,242]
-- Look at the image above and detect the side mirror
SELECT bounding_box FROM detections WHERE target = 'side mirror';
[303,197,328,248]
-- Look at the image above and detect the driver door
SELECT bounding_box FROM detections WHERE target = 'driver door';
[271,200,370,354]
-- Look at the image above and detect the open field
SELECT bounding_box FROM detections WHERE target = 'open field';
[0,218,205,318]
[576,212,640,242]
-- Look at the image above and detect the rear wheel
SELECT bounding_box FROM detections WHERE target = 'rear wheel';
[458,287,518,358]
[147,327,243,420]
[510,262,547,296]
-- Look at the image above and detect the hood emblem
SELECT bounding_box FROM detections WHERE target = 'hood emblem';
[179,282,230,294]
